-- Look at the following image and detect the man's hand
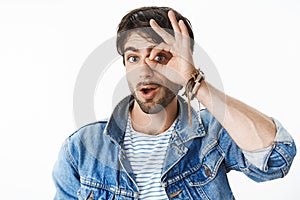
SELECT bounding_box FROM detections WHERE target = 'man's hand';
[146,10,196,87]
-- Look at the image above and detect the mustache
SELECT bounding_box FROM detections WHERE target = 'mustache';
[136,81,162,88]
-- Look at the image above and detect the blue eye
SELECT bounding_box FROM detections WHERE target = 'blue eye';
[154,54,166,63]
[128,56,139,63]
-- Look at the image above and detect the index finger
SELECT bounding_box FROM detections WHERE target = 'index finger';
[168,10,182,40]
[149,19,175,44]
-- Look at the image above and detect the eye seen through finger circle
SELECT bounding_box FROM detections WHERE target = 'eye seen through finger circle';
[153,52,172,65]
[154,54,166,63]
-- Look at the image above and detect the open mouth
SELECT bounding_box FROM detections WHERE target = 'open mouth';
[137,83,160,99]
[140,87,157,94]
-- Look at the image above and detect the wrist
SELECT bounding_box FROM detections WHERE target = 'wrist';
[183,68,205,127]
[184,68,205,100]
[182,67,198,86]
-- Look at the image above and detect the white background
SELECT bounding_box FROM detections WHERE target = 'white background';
[0,0,299,199]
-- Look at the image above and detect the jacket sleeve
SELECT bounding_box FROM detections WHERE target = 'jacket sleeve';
[201,108,296,182]
[52,139,80,199]
[242,118,295,171]
[221,117,297,182]
[240,118,297,182]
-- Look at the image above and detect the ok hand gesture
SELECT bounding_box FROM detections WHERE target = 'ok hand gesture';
[146,10,197,87]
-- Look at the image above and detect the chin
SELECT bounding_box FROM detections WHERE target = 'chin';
[135,94,176,114]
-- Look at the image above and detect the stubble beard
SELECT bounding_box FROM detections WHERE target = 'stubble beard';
[133,87,178,114]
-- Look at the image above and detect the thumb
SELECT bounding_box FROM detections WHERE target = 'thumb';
[146,58,184,85]
[145,58,167,75]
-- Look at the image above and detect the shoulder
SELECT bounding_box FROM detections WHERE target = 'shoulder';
[61,120,110,162]
[66,120,109,147]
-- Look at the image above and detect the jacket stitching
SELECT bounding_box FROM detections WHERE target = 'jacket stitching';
[64,140,79,174]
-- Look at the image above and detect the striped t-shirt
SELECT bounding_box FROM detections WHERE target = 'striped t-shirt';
[124,117,177,200]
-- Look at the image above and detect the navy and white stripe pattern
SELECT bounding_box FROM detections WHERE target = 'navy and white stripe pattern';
[124,117,177,200]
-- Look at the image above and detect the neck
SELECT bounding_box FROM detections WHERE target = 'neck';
[130,97,178,135]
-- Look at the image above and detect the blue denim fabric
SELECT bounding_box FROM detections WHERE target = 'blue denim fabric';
[52,96,296,200]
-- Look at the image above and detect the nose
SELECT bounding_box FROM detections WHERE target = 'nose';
[138,56,154,79]
[126,56,154,88]
[139,64,153,79]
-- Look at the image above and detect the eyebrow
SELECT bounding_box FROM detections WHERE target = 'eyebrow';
[123,45,157,54]
[123,46,138,53]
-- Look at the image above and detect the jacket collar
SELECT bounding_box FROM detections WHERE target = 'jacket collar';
[104,95,206,147]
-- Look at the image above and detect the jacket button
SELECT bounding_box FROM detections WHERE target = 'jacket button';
[169,189,182,198]
[203,164,211,176]
[87,190,94,200]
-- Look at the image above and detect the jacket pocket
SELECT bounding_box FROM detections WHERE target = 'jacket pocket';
[77,186,115,200]
[77,176,135,200]
[187,144,224,186]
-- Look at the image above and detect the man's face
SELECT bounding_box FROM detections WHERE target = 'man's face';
[124,32,181,114]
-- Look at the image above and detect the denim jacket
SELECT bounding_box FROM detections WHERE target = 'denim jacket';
[52,96,296,200]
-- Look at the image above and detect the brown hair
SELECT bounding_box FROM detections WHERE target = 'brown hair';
[116,6,194,56]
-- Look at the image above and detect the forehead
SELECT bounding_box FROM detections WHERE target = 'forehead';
[124,32,157,51]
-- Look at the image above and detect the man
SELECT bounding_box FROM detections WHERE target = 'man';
[52,6,296,200]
